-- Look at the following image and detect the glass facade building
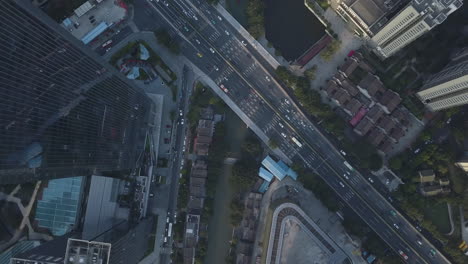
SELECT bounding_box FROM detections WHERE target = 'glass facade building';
[0,0,154,184]
[34,177,85,236]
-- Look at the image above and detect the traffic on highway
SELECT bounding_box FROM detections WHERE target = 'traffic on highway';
[145,0,450,263]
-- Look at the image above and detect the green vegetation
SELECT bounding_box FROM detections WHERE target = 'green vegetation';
[268,138,279,149]
[316,0,330,10]
[137,68,149,80]
[304,65,317,80]
[424,203,451,234]
[246,0,265,39]
[206,0,219,4]
[230,133,262,193]
[177,173,189,210]
[154,29,180,55]
[142,216,158,259]
[296,166,340,212]
[320,40,341,61]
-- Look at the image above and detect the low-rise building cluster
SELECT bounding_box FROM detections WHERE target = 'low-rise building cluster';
[324,52,413,155]
[418,170,451,197]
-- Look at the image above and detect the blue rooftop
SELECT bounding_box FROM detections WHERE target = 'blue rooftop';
[262,156,286,180]
[81,22,109,44]
[35,177,84,236]
[261,156,298,181]
[258,181,270,193]
[258,167,274,182]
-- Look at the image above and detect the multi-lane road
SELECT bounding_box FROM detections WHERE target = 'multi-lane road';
[141,0,450,263]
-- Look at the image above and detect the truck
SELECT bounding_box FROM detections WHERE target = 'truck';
[291,137,302,148]
[343,161,354,171]
[167,223,173,237]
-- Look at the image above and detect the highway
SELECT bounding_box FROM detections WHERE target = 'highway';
[142,0,450,263]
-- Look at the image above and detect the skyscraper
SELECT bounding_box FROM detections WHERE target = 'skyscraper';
[336,0,463,58]
[416,47,468,111]
[0,0,154,184]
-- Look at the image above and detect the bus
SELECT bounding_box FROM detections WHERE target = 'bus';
[291,137,302,148]
[167,223,173,237]
[343,161,354,171]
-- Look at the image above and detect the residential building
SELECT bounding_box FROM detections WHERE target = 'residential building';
[419,170,436,183]
[0,0,154,184]
[337,0,463,58]
[416,47,468,111]
[417,170,451,197]
[455,152,468,172]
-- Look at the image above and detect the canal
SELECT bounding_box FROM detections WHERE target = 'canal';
[204,111,249,264]
[264,0,326,61]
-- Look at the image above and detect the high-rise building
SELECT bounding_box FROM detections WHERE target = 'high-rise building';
[337,0,463,58]
[416,48,468,111]
[0,0,155,184]
[9,217,155,264]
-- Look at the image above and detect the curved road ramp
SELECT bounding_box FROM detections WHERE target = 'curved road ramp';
[267,203,351,264]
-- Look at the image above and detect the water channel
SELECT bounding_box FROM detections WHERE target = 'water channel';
[204,111,249,264]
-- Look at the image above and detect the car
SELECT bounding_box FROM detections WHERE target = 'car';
[417,240,423,246]
[180,119,184,125]
[105,47,111,53]
[220,84,228,93]
[285,115,291,121]
[393,223,400,229]
[217,15,222,21]
[343,174,349,180]
[390,210,397,216]
[179,110,183,116]
[193,15,198,21]
[209,48,215,53]
[101,40,112,48]
[241,40,247,46]
[149,193,154,198]
[284,98,290,104]
[183,10,188,15]
[195,39,201,44]
[368,177,374,183]
[281,132,287,138]
[416,225,422,232]
[388,196,394,202]
[339,182,345,188]
[211,19,216,25]
[224,30,230,36]
[265,76,271,82]
[196,53,203,58]
[214,66,219,71]
[398,250,408,260]
[429,249,437,257]
[339,150,346,156]
[385,178,390,185]
[163,1,169,6]
[278,123,284,128]
[183,26,189,32]
[414,148,421,154]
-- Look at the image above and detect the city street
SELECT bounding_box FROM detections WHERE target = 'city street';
[132,0,449,263]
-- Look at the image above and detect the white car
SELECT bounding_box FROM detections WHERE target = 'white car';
[214,66,219,71]
[209,48,215,53]
[224,30,230,36]
[195,39,201,45]
[368,177,374,183]
[281,132,287,138]
[339,150,346,156]
[343,174,349,180]
[393,223,400,229]
[265,76,271,82]
[278,123,284,128]
[217,15,222,21]
[163,1,169,6]
[241,40,247,46]
[193,15,198,21]
[339,182,345,188]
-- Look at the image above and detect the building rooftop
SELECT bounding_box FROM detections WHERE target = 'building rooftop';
[419,170,436,182]
[341,79,360,96]
[339,58,359,77]
[389,125,405,141]
[354,117,374,135]
[325,80,340,96]
[391,107,410,127]
[344,98,363,115]
[368,128,386,146]
[366,105,385,123]
[377,115,396,132]
[378,137,394,154]
[190,177,206,187]
[333,88,351,105]
[35,177,85,236]
[359,73,386,99]
[258,167,274,182]
[379,90,402,113]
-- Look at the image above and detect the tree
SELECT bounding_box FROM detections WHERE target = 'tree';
[246,0,265,39]
[369,154,383,171]
[389,156,403,170]
[304,65,317,80]
[320,40,341,61]
[268,138,279,149]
